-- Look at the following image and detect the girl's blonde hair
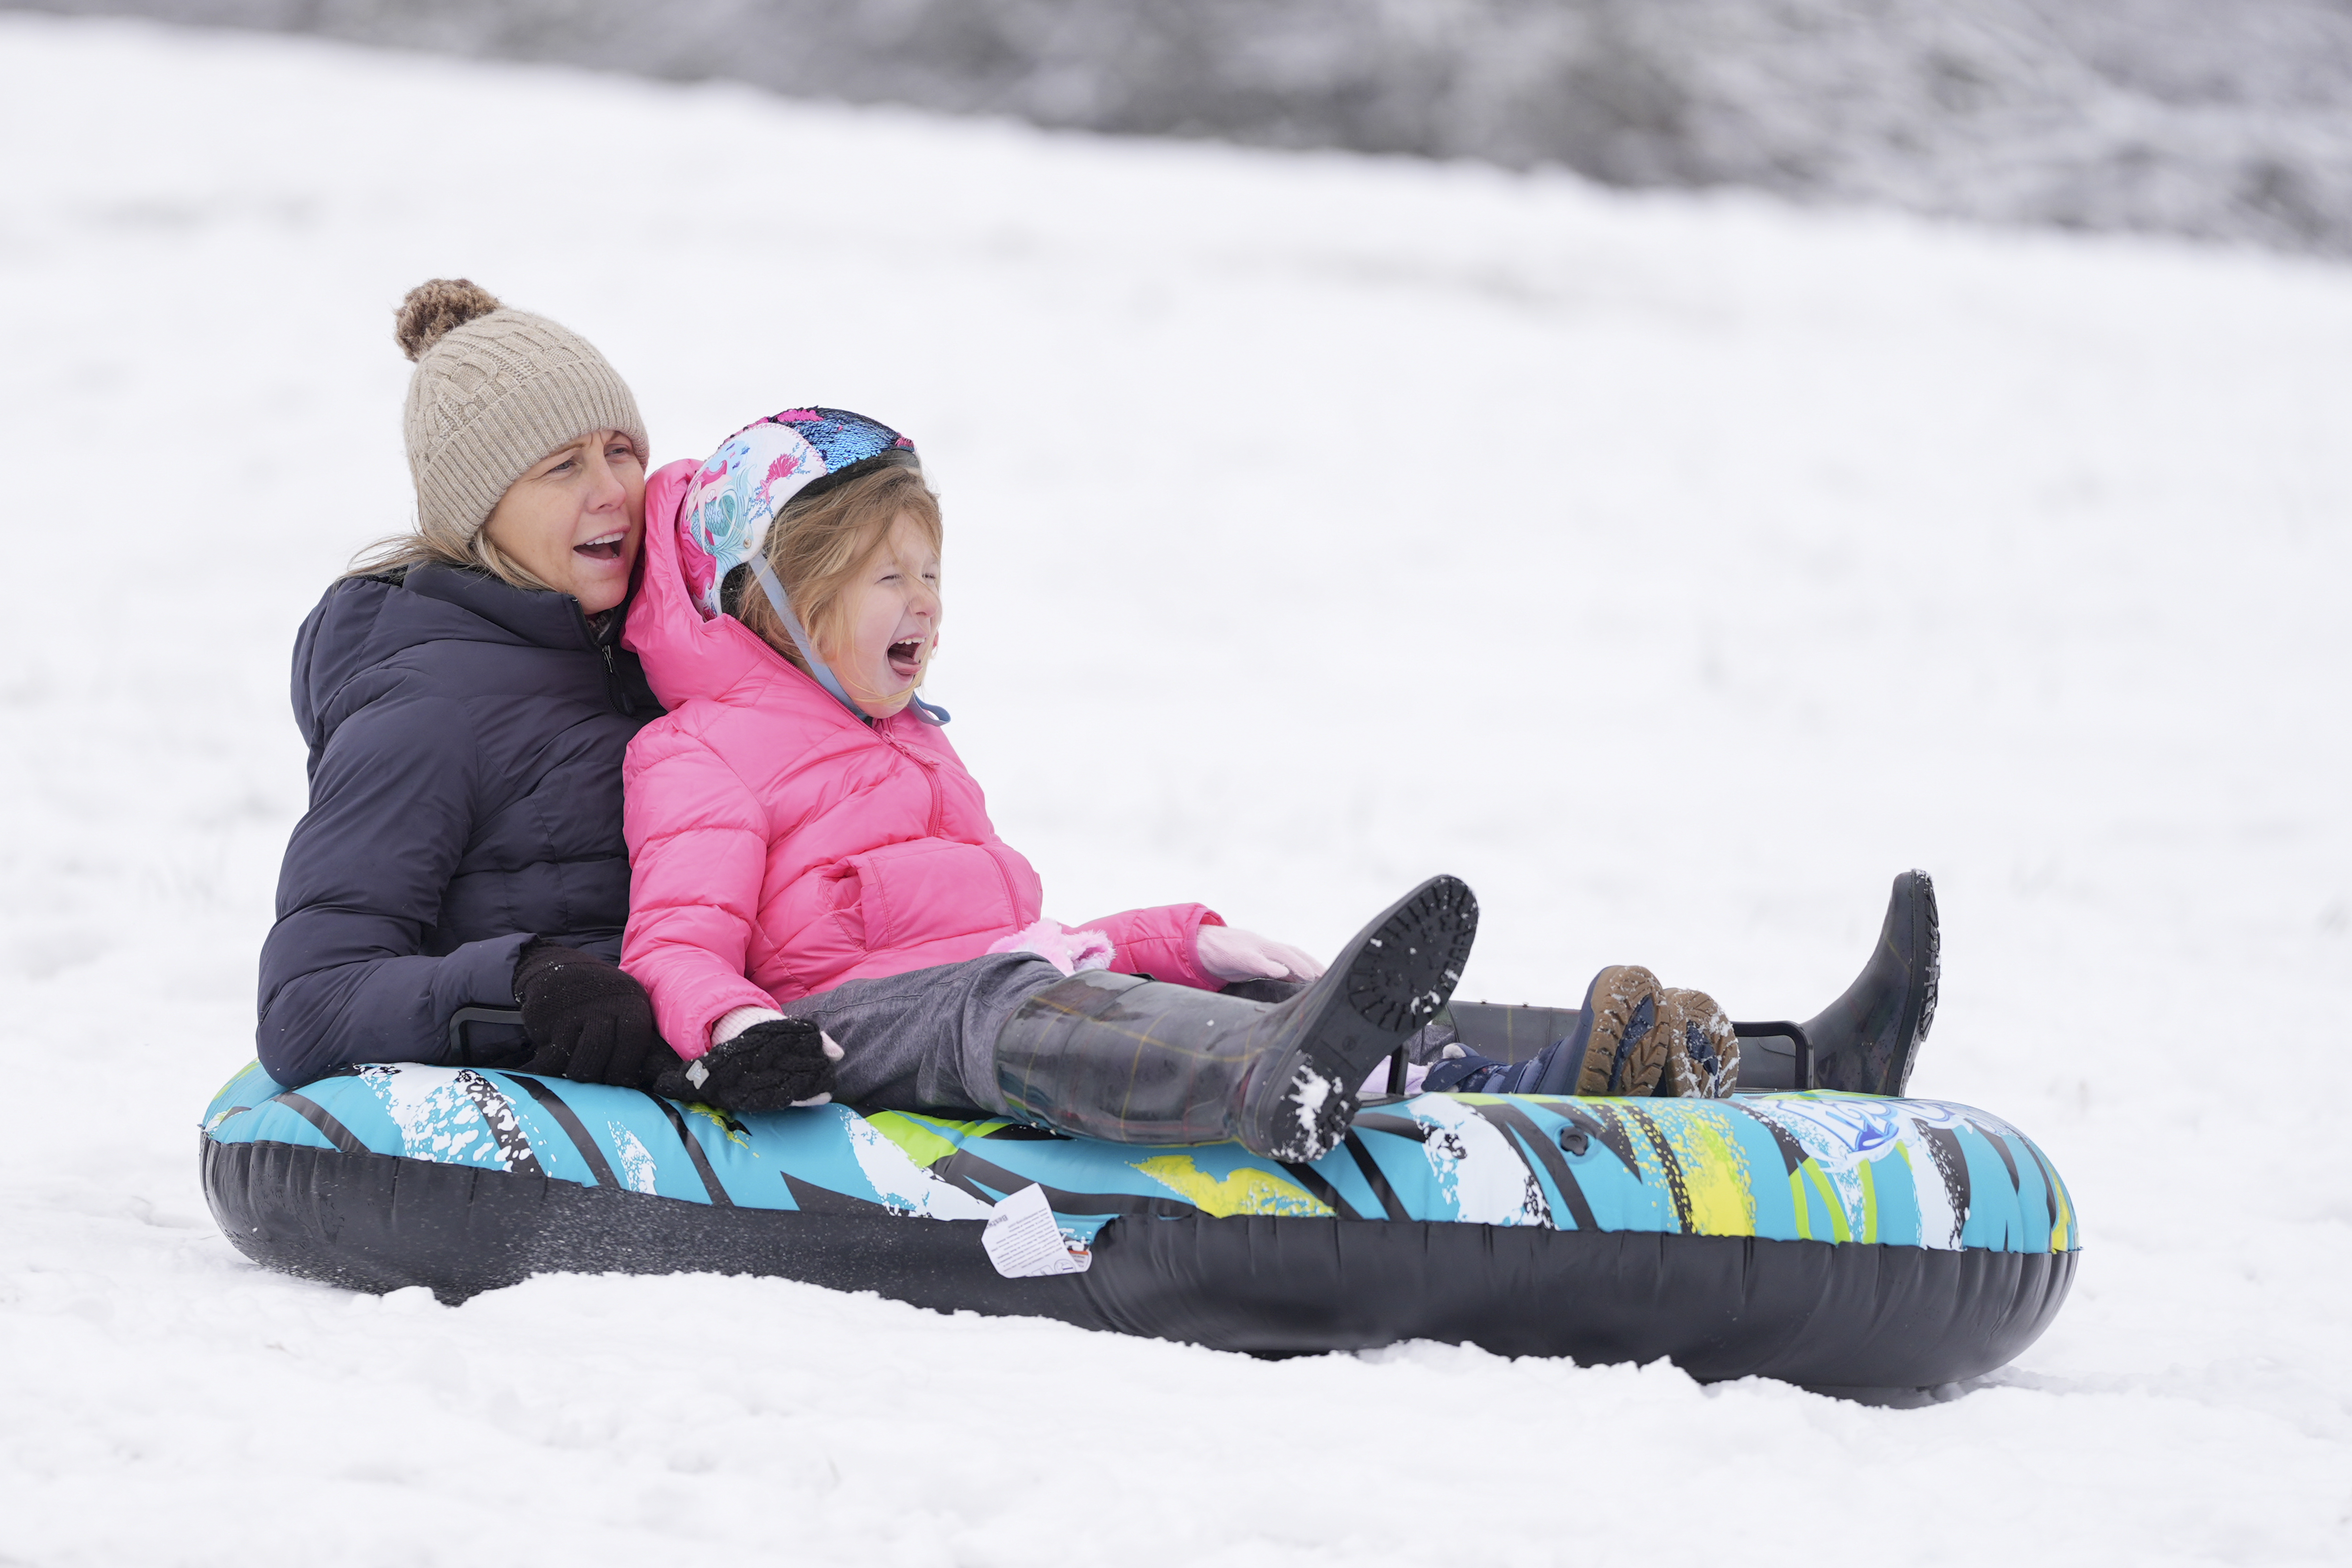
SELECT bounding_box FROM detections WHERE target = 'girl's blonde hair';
[733,456,943,678]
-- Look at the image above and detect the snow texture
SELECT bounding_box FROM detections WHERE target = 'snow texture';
[1,13,2349,1566]
[22,0,2352,254]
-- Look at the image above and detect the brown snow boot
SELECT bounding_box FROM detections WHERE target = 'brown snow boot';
[1565,965,1669,1096]
[1654,987,1739,1098]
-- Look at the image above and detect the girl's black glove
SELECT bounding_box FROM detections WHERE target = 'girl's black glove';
[512,945,678,1090]
[653,1019,838,1111]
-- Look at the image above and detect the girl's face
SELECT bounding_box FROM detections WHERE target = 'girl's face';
[480,429,646,613]
[823,512,941,719]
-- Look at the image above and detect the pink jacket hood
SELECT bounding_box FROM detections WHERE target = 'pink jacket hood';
[623,460,774,711]
[619,459,1223,1056]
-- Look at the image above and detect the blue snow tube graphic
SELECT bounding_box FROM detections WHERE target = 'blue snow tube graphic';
[200,1060,2077,1388]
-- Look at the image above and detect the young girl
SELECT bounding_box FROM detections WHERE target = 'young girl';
[611,409,1483,1159]
[617,409,1920,1159]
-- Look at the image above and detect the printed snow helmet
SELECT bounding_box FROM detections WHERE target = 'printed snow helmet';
[678,407,918,621]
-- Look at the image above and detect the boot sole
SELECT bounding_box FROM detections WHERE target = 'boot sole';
[1912,871,1941,1051]
[1883,869,1939,1096]
[1250,875,1479,1161]
[1654,987,1738,1098]
[1571,965,1669,1096]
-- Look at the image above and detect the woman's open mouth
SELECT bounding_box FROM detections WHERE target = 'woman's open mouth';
[574,531,627,562]
[887,639,924,680]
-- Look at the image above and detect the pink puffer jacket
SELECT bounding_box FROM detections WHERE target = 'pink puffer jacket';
[620,459,1224,1056]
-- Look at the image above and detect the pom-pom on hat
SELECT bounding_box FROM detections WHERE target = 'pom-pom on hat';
[679,408,918,621]
[395,279,648,544]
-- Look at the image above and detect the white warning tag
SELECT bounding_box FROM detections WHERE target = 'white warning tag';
[981,1182,1092,1278]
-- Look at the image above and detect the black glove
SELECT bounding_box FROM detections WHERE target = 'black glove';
[652,1018,836,1111]
[512,945,678,1090]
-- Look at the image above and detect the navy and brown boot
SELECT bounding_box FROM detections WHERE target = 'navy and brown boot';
[1560,965,1669,1096]
[1654,987,1739,1098]
[1423,970,1732,1098]
[1422,965,1668,1098]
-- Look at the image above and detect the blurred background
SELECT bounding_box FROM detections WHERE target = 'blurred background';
[3,5,2349,1564]
[24,0,2352,254]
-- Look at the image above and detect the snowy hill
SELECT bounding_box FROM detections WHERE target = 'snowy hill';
[2,13,2348,1565]
[20,0,2352,254]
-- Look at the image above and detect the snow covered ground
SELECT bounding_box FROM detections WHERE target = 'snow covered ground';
[2,13,2347,1565]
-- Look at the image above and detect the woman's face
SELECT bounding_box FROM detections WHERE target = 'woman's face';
[823,513,941,719]
[480,430,646,614]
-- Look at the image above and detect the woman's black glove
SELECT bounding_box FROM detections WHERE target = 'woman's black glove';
[652,1018,838,1111]
[513,945,678,1090]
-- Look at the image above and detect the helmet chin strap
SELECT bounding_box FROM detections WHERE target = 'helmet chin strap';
[746,555,950,727]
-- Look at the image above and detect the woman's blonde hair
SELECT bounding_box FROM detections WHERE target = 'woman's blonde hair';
[346,512,559,591]
[734,456,944,679]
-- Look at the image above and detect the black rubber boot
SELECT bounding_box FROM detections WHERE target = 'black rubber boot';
[992,876,1479,1161]
[1799,869,1939,1096]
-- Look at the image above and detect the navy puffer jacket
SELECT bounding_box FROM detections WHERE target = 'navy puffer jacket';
[256,564,661,1085]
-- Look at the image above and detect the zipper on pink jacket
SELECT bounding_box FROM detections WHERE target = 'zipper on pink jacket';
[878,731,946,836]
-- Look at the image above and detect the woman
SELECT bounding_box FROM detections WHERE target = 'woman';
[254,280,678,1091]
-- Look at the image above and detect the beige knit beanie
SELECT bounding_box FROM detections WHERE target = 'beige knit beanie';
[395,279,649,543]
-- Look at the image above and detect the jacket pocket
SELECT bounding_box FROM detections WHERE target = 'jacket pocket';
[832,839,1027,954]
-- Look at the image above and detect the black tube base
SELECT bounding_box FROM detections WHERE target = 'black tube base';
[204,1136,2073,1389]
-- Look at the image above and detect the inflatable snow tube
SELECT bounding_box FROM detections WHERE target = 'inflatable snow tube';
[200,1061,2077,1387]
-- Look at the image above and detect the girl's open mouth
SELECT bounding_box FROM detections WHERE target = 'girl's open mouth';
[575,531,627,561]
[887,639,924,679]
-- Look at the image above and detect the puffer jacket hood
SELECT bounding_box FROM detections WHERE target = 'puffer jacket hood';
[619,457,1224,1057]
